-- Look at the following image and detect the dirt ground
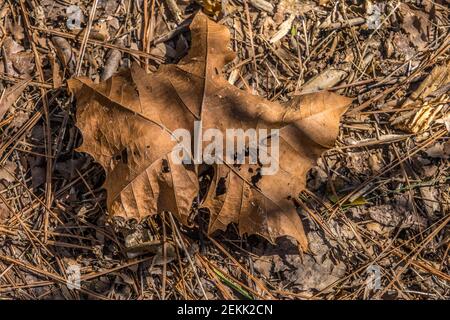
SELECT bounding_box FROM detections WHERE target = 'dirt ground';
[0,0,449,300]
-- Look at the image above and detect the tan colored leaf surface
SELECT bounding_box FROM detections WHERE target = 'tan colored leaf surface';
[196,0,223,17]
[0,78,30,121]
[69,12,351,251]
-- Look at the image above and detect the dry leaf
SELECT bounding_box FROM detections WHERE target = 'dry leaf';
[66,5,84,30]
[2,37,34,76]
[101,38,124,81]
[52,36,76,76]
[275,0,316,24]
[0,78,30,121]
[391,60,450,133]
[419,187,440,219]
[69,13,351,251]
[426,141,450,160]
[0,161,17,183]
[76,21,110,41]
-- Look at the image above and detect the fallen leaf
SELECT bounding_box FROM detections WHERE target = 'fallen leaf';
[366,222,392,237]
[279,254,346,293]
[197,0,222,17]
[77,20,110,41]
[69,12,351,251]
[274,0,316,24]
[52,36,76,76]
[419,187,440,219]
[426,141,450,160]
[392,33,415,60]
[369,205,404,227]
[101,38,124,81]
[0,78,30,122]
[366,2,384,30]
[66,5,84,30]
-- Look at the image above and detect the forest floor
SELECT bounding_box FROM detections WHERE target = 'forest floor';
[0,0,449,300]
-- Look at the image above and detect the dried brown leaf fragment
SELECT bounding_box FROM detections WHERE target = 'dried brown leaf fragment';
[0,78,30,121]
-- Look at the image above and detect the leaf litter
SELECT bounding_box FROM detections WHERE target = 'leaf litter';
[69,13,351,251]
[0,0,449,300]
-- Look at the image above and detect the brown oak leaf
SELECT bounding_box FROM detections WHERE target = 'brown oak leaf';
[68,12,351,251]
